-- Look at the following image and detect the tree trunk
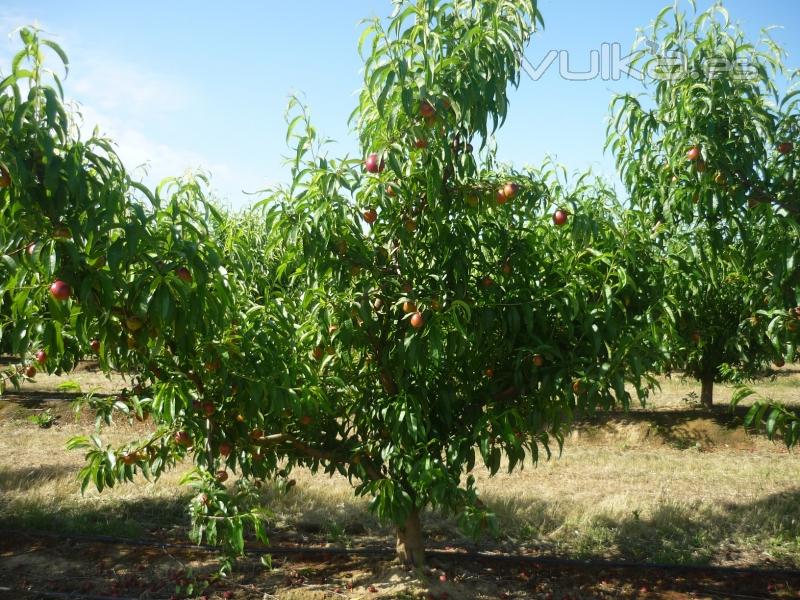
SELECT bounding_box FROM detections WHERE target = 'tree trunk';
[700,375,714,409]
[395,509,424,567]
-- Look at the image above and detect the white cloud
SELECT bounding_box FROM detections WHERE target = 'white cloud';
[71,57,189,118]
[71,102,259,208]
[0,11,256,207]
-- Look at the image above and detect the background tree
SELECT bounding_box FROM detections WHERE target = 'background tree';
[607,2,798,406]
[269,0,661,566]
[0,28,309,572]
[660,220,788,407]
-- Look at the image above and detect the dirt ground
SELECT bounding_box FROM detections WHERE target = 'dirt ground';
[1,364,799,599]
[2,531,799,600]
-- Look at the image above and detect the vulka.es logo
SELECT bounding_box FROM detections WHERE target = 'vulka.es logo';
[519,41,758,82]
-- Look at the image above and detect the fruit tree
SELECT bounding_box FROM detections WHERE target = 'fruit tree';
[0,28,312,571]
[607,3,799,406]
[268,0,661,565]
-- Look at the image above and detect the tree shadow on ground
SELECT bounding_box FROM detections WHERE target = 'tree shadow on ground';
[0,491,192,540]
[0,462,192,539]
[0,463,77,492]
[1,390,115,409]
[601,487,800,566]
[2,465,799,570]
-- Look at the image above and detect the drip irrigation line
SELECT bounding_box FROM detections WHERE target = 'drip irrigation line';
[4,528,800,580]
[0,588,161,600]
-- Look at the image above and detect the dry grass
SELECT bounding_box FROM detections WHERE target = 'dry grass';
[1,368,799,570]
[639,367,800,410]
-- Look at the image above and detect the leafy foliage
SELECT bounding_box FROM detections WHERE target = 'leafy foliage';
[607,3,800,404]
[263,0,662,564]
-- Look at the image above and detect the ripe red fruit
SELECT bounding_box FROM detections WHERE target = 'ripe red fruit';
[485,368,494,379]
[0,166,10,188]
[386,183,398,197]
[501,261,512,276]
[496,187,509,204]
[90,339,100,353]
[300,415,313,426]
[363,208,378,224]
[552,209,568,226]
[403,301,418,314]
[202,402,215,417]
[215,470,229,482]
[49,280,71,301]
[572,379,584,395]
[691,331,702,344]
[410,312,425,329]
[414,138,428,149]
[482,276,494,288]
[532,354,544,367]
[419,100,435,118]
[778,142,794,155]
[219,441,232,457]
[174,431,192,447]
[312,345,324,361]
[686,146,701,161]
[176,267,192,283]
[24,365,36,378]
[774,358,785,368]
[250,428,264,441]
[364,153,384,174]
[35,350,47,364]
[502,182,519,201]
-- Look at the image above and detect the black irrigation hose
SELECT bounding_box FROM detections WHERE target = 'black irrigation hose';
[0,587,160,600]
[5,528,800,580]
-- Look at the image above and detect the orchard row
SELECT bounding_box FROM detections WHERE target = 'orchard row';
[1,0,798,568]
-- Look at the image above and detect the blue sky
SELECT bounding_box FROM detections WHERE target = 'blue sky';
[1,1,798,209]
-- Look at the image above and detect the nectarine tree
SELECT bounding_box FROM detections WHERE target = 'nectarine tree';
[0,28,310,571]
[267,0,661,565]
[607,3,798,406]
